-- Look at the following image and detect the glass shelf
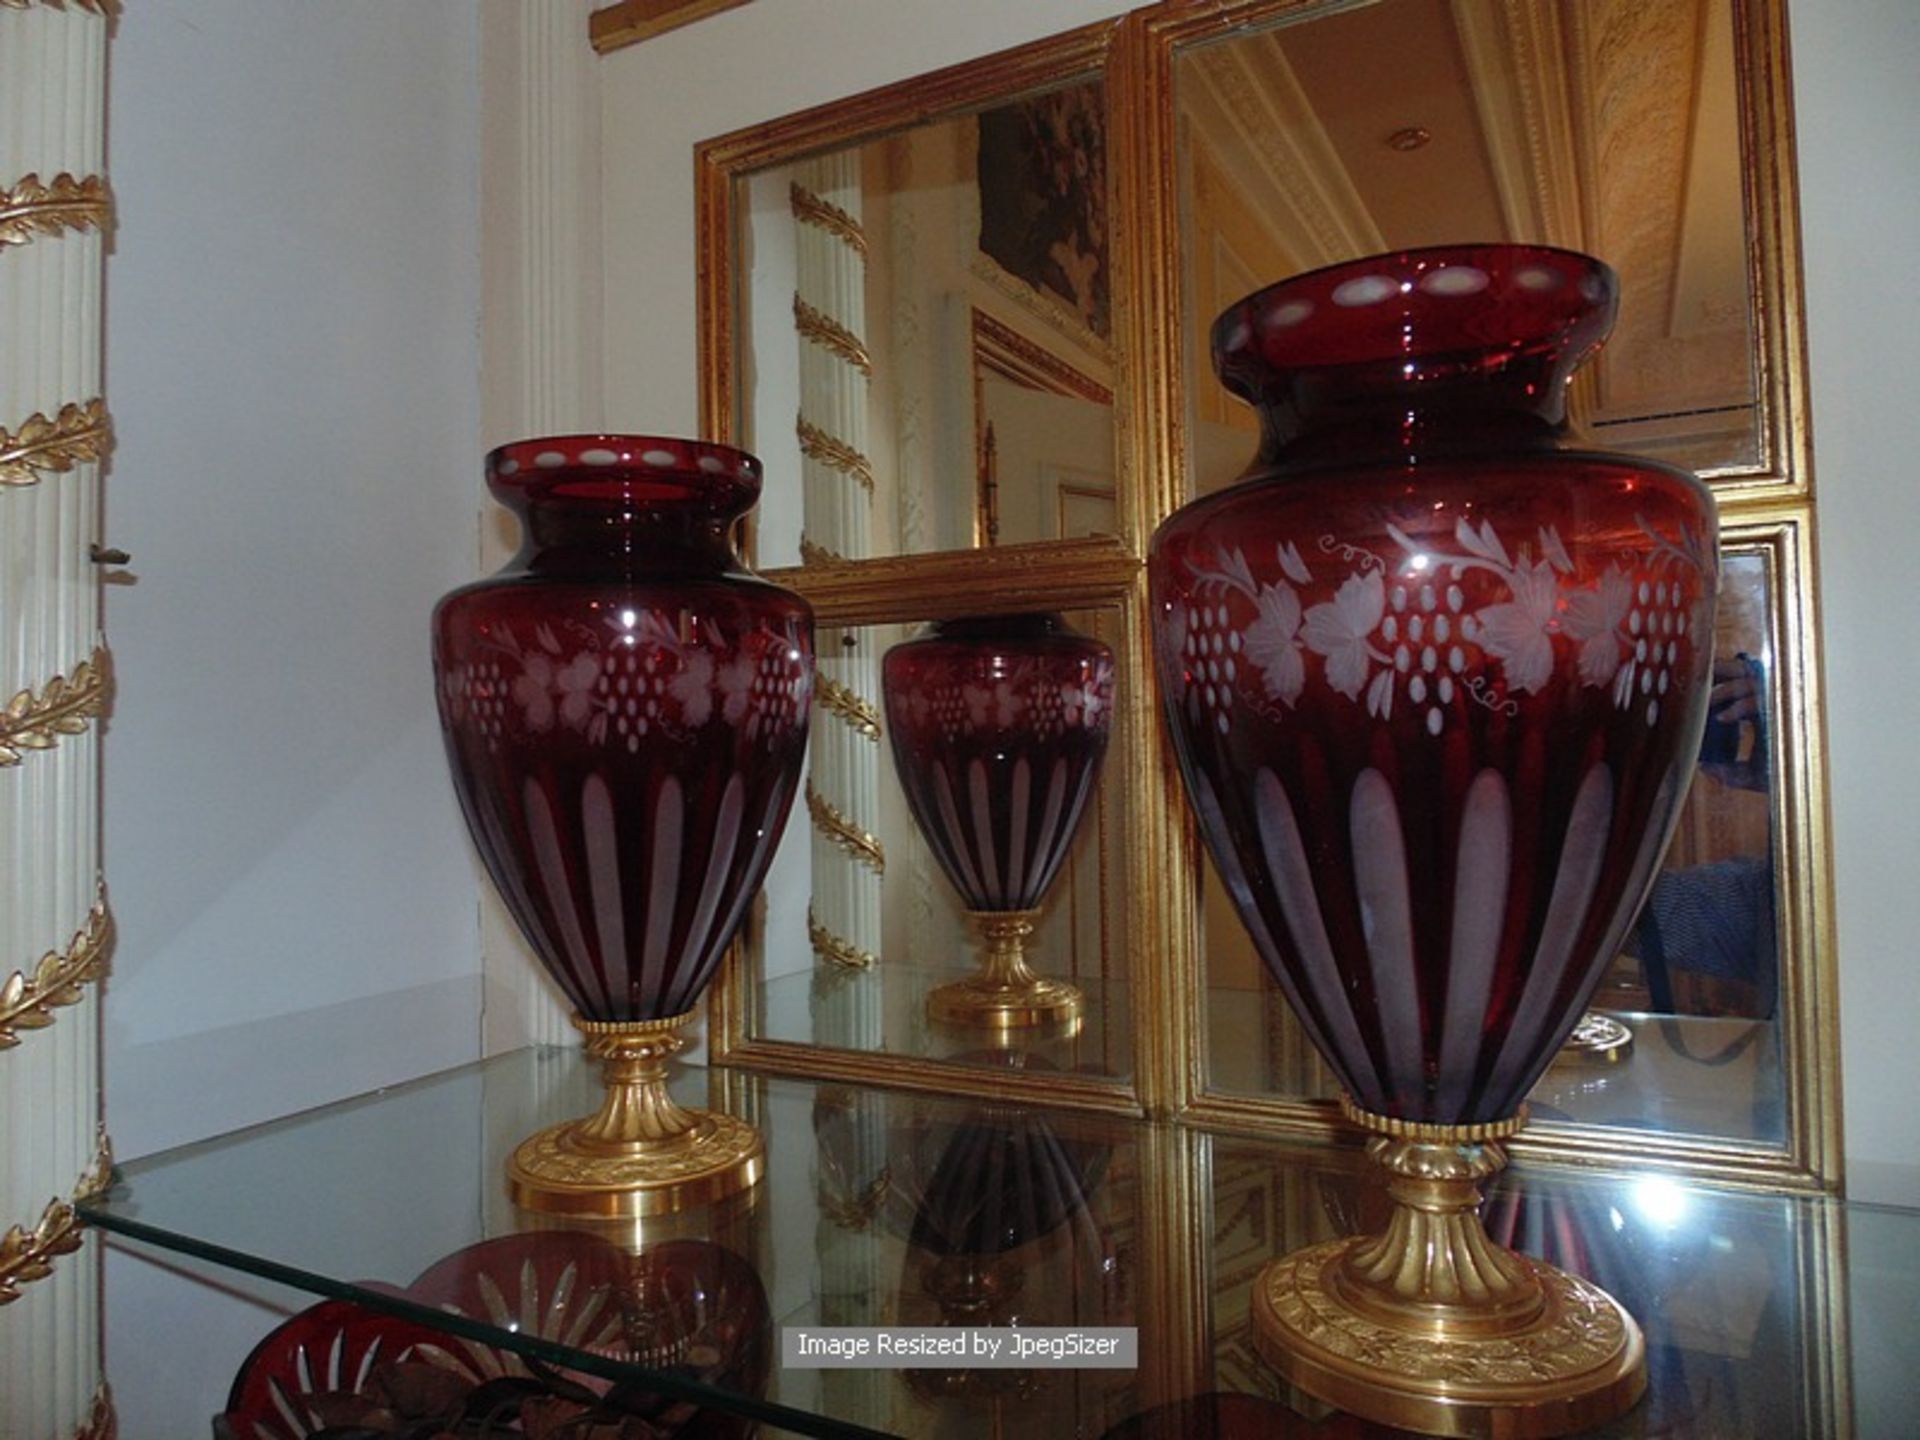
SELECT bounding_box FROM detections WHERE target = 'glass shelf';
[754,961,1134,1082]
[81,1044,1888,1437]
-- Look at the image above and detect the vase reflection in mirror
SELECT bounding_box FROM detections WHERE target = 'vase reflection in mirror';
[882,613,1114,1031]
[433,436,813,1217]
[1150,247,1716,1437]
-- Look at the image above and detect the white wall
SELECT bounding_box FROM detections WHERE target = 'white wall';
[105,0,484,1158]
[102,3,484,1432]
[1789,0,1920,1208]
[596,0,1920,1208]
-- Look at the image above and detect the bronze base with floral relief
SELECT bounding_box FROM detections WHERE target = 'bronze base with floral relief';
[926,911,1084,1033]
[1253,1100,1645,1439]
[508,1013,763,1219]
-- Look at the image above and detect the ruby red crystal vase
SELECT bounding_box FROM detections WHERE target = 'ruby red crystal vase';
[882,614,1114,1029]
[1149,247,1716,1436]
[433,435,812,1216]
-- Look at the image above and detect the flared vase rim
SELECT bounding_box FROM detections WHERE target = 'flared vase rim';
[1218,242,1612,318]
[1207,243,1622,430]
[485,434,762,514]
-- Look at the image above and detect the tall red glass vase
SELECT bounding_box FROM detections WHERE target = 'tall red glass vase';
[1149,247,1716,1436]
[433,435,812,1216]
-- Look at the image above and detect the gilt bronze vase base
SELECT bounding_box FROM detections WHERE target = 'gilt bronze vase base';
[507,1112,764,1219]
[1252,1101,1645,1438]
[507,1014,765,1219]
[1254,1240,1645,1438]
[926,910,1084,1032]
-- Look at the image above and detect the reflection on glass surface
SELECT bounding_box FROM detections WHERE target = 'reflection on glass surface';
[1207,1136,1841,1438]
[737,78,1115,566]
[91,1050,1144,1440]
[219,1235,769,1438]
[1178,0,1758,490]
[83,1049,1869,1438]
[1205,540,1790,1148]
[749,608,1133,1080]
[888,1062,1124,1413]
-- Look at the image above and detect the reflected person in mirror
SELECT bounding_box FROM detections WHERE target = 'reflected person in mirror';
[1629,654,1776,1019]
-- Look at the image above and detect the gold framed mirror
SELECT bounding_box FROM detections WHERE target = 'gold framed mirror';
[694,0,1839,1187]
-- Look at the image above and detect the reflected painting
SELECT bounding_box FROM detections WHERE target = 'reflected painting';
[734,78,1115,563]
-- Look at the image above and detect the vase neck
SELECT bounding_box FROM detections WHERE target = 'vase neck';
[1214,246,1614,469]
[485,435,760,579]
[515,503,740,577]
[1251,392,1569,471]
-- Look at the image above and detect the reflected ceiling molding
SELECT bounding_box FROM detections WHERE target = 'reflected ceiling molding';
[1576,0,1750,430]
[1180,31,1383,268]
[1448,0,1595,421]
[1448,1,1583,247]
[969,251,1116,373]
[974,309,1113,406]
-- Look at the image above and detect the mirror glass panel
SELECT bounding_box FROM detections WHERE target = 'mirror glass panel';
[1207,544,1789,1147]
[1178,0,1759,486]
[746,606,1135,1083]
[1179,0,1796,1150]
[736,77,1116,565]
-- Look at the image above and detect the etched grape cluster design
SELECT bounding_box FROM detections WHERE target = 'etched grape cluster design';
[1163,515,1708,737]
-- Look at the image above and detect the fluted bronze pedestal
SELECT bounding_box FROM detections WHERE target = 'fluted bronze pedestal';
[925,911,1084,1032]
[1253,1102,1644,1438]
[508,1014,763,1218]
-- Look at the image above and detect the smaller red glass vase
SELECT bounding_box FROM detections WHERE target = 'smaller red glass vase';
[881,613,1113,1030]
[433,435,812,1218]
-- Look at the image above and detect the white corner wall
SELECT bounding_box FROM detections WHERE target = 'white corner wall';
[1789,0,1920,1207]
[102,3,485,1431]
[595,0,1920,1205]
[104,0,485,1159]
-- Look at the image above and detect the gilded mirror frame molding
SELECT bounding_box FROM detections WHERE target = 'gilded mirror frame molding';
[695,18,1180,1119]
[689,0,1841,1189]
